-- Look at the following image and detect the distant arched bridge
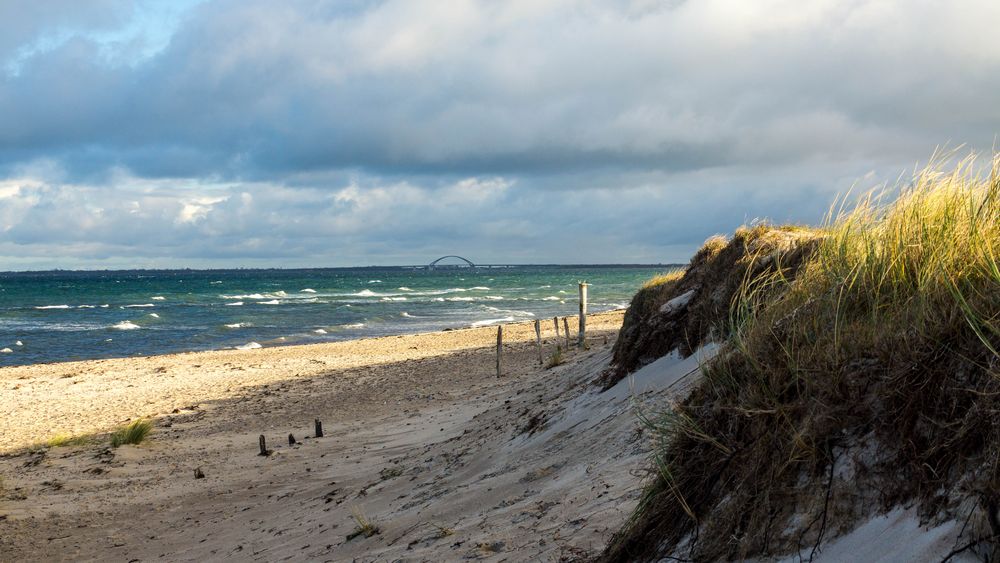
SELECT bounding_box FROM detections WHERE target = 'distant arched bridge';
[428,255,476,268]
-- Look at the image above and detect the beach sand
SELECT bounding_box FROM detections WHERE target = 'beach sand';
[0,310,691,561]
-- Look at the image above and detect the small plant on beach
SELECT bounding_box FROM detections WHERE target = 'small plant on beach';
[545,345,566,369]
[110,419,152,447]
[429,522,455,538]
[346,505,380,540]
[47,433,95,448]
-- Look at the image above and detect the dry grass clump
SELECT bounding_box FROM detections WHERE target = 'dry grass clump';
[110,419,152,448]
[602,154,1000,561]
[545,345,566,369]
[346,506,381,540]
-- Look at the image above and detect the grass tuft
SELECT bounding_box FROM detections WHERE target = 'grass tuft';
[46,433,95,448]
[346,506,380,540]
[110,419,152,448]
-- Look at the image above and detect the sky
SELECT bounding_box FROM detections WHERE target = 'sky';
[1,0,999,270]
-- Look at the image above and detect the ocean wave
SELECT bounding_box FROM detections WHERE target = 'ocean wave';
[225,301,244,306]
[340,322,365,329]
[273,290,288,297]
[77,305,96,309]
[471,316,514,327]
[398,287,413,291]
[225,322,251,328]
[35,305,71,310]
[469,286,490,290]
[381,296,407,302]
[542,296,560,301]
[235,341,262,350]
[313,328,328,334]
[354,289,378,297]
[111,321,141,330]
[15,341,22,346]
[148,313,160,318]
[152,296,166,301]
[123,304,155,308]
[368,280,382,284]
[446,297,475,302]
[258,300,281,305]
[0,348,11,353]
[300,288,317,293]
[483,296,504,300]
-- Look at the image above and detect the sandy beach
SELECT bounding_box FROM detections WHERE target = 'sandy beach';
[0,310,694,561]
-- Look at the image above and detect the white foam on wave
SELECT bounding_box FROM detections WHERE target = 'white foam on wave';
[484,295,504,300]
[258,300,280,305]
[15,341,22,346]
[226,301,244,306]
[398,287,412,291]
[152,296,166,301]
[446,297,475,302]
[300,288,317,293]
[35,305,70,310]
[221,293,266,300]
[235,341,262,350]
[341,322,365,329]
[123,304,155,308]
[368,280,382,284]
[558,290,568,294]
[77,305,96,309]
[0,348,11,353]
[148,313,160,318]
[433,297,445,302]
[381,296,407,302]
[471,317,514,327]
[211,280,223,284]
[111,321,141,330]
[313,328,328,334]
[273,290,287,297]
[469,286,490,290]
[100,304,109,308]
[225,322,250,328]
[542,296,560,301]
[355,289,378,297]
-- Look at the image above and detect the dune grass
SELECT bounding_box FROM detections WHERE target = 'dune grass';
[46,433,96,448]
[603,154,1000,561]
[110,419,153,448]
[347,505,380,540]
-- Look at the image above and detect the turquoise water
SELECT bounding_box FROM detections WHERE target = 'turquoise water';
[0,265,669,367]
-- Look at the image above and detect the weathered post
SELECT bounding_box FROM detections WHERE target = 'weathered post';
[258,434,269,456]
[553,316,560,339]
[578,282,589,348]
[288,433,297,446]
[563,317,570,348]
[314,419,324,438]
[496,325,503,378]
[534,319,543,365]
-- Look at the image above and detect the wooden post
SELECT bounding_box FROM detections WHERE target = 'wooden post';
[563,317,570,348]
[534,319,543,365]
[553,316,560,339]
[496,325,503,378]
[288,433,297,446]
[314,419,324,438]
[258,435,269,456]
[578,282,588,348]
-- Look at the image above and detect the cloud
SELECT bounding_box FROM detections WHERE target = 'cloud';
[0,0,999,267]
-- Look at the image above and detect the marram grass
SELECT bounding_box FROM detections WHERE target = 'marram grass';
[110,419,152,448]
[602,154,1000,562]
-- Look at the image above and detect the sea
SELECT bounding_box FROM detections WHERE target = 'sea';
[0,265,673,367]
